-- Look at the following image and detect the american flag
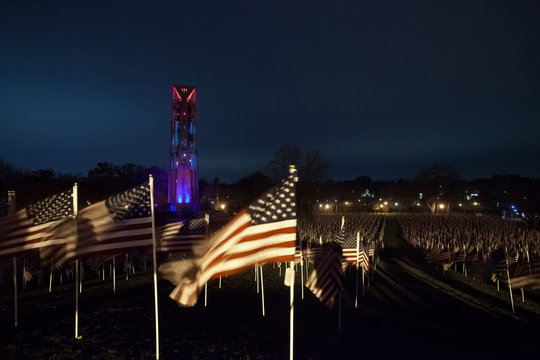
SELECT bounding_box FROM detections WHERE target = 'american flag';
[340,233,370,271]
[0,189,73,258]
[341,232,358,263]
[510,257,540,289]
[161,168,297,306]
[358,250,370,272]
[46,184,152,264]
[425,249,452,264]
[490,250,519,280]
[367,243,376,257]
[294,247,303,264]
[305,243,344,309]
[156,217,207,252]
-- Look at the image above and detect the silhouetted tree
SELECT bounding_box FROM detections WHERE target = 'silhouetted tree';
[416,162,462,213]
[32,168,56,180]
[265,143,302,181]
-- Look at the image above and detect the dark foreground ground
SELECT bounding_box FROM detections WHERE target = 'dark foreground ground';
[2,216,540,359]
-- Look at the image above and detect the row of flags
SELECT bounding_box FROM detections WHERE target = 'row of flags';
[1,167,374,312]
[1,168,383,360]
[0,184,155,267]
[422,236,540,291]
[0,184,210,267]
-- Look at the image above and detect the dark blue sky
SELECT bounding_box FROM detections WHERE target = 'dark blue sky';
[1,0,539,182]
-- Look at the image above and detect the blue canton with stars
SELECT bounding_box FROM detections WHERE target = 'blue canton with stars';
[248,170,297,225]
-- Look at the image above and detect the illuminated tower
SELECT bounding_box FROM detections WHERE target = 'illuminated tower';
[168,84,198,211]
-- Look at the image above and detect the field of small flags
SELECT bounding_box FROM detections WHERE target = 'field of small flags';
[3,179,540,359]
[2,233,540,358]
[397,214,540,312]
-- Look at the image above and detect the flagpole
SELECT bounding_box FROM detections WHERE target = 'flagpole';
[289,260,295,360]
[362,266,365,296]
[204,213,210,306]
[289,164,297,360]
[75,259,79,338]
[13,256,17,328]
[256,265,260,294]
[49,259,53,292]
[355,231,359,308]
[8,190,17,327]
[204,283,208,307]
[113,256,116,294]
[80,263,83,293]
[23,258,27,290]
[505,247,514,314]
[73,183,79,339]
[260,265,265,316]
[300,250,304,300]
[150,175,160,359]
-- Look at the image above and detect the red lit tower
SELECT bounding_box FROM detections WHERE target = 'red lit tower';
[168,85,198,211]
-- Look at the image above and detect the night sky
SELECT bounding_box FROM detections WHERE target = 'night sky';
[1,1,539,182]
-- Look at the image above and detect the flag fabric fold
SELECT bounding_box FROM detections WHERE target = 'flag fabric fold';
[0,189,73,258]
[43,184,152,265]
[160,168,298,306]
[156,217,207,253]
[305,243,344,308]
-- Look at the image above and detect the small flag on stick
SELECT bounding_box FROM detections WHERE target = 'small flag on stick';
[305,243,344,309]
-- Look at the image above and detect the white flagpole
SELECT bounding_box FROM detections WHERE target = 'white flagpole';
[80,263,83,293]
[362,265,365,296]
[13,256,18,328]
[8,190,17,327]
[289,260,295,360]
[504,247,514,314]
[300,250,304,300]
[260,265,265,316]
[289,164,297,360]
[204,213,210,306]
[22,258,27,291]
[113,256,116,294]
[524,247,532,303]
[256,265,260,294]
[507,268,515,313]
[73,183,79,339]
[75,259,79,338]
[355,231,359,308]
[49,259,53,292]
[150,175,160,359]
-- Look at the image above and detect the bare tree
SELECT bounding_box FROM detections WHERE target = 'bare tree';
[301,149,331,183]
[264,143,302,181]
[416,162,462,214]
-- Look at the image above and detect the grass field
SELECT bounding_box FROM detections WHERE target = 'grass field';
[2,215,540,359]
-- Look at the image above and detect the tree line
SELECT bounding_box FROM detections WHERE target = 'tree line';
[2,144,540,222]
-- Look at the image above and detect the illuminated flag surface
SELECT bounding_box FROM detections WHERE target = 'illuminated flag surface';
[0,189,73,258]
[161,168,297,306]
[50,184,152,264]
[156,217,207,252]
